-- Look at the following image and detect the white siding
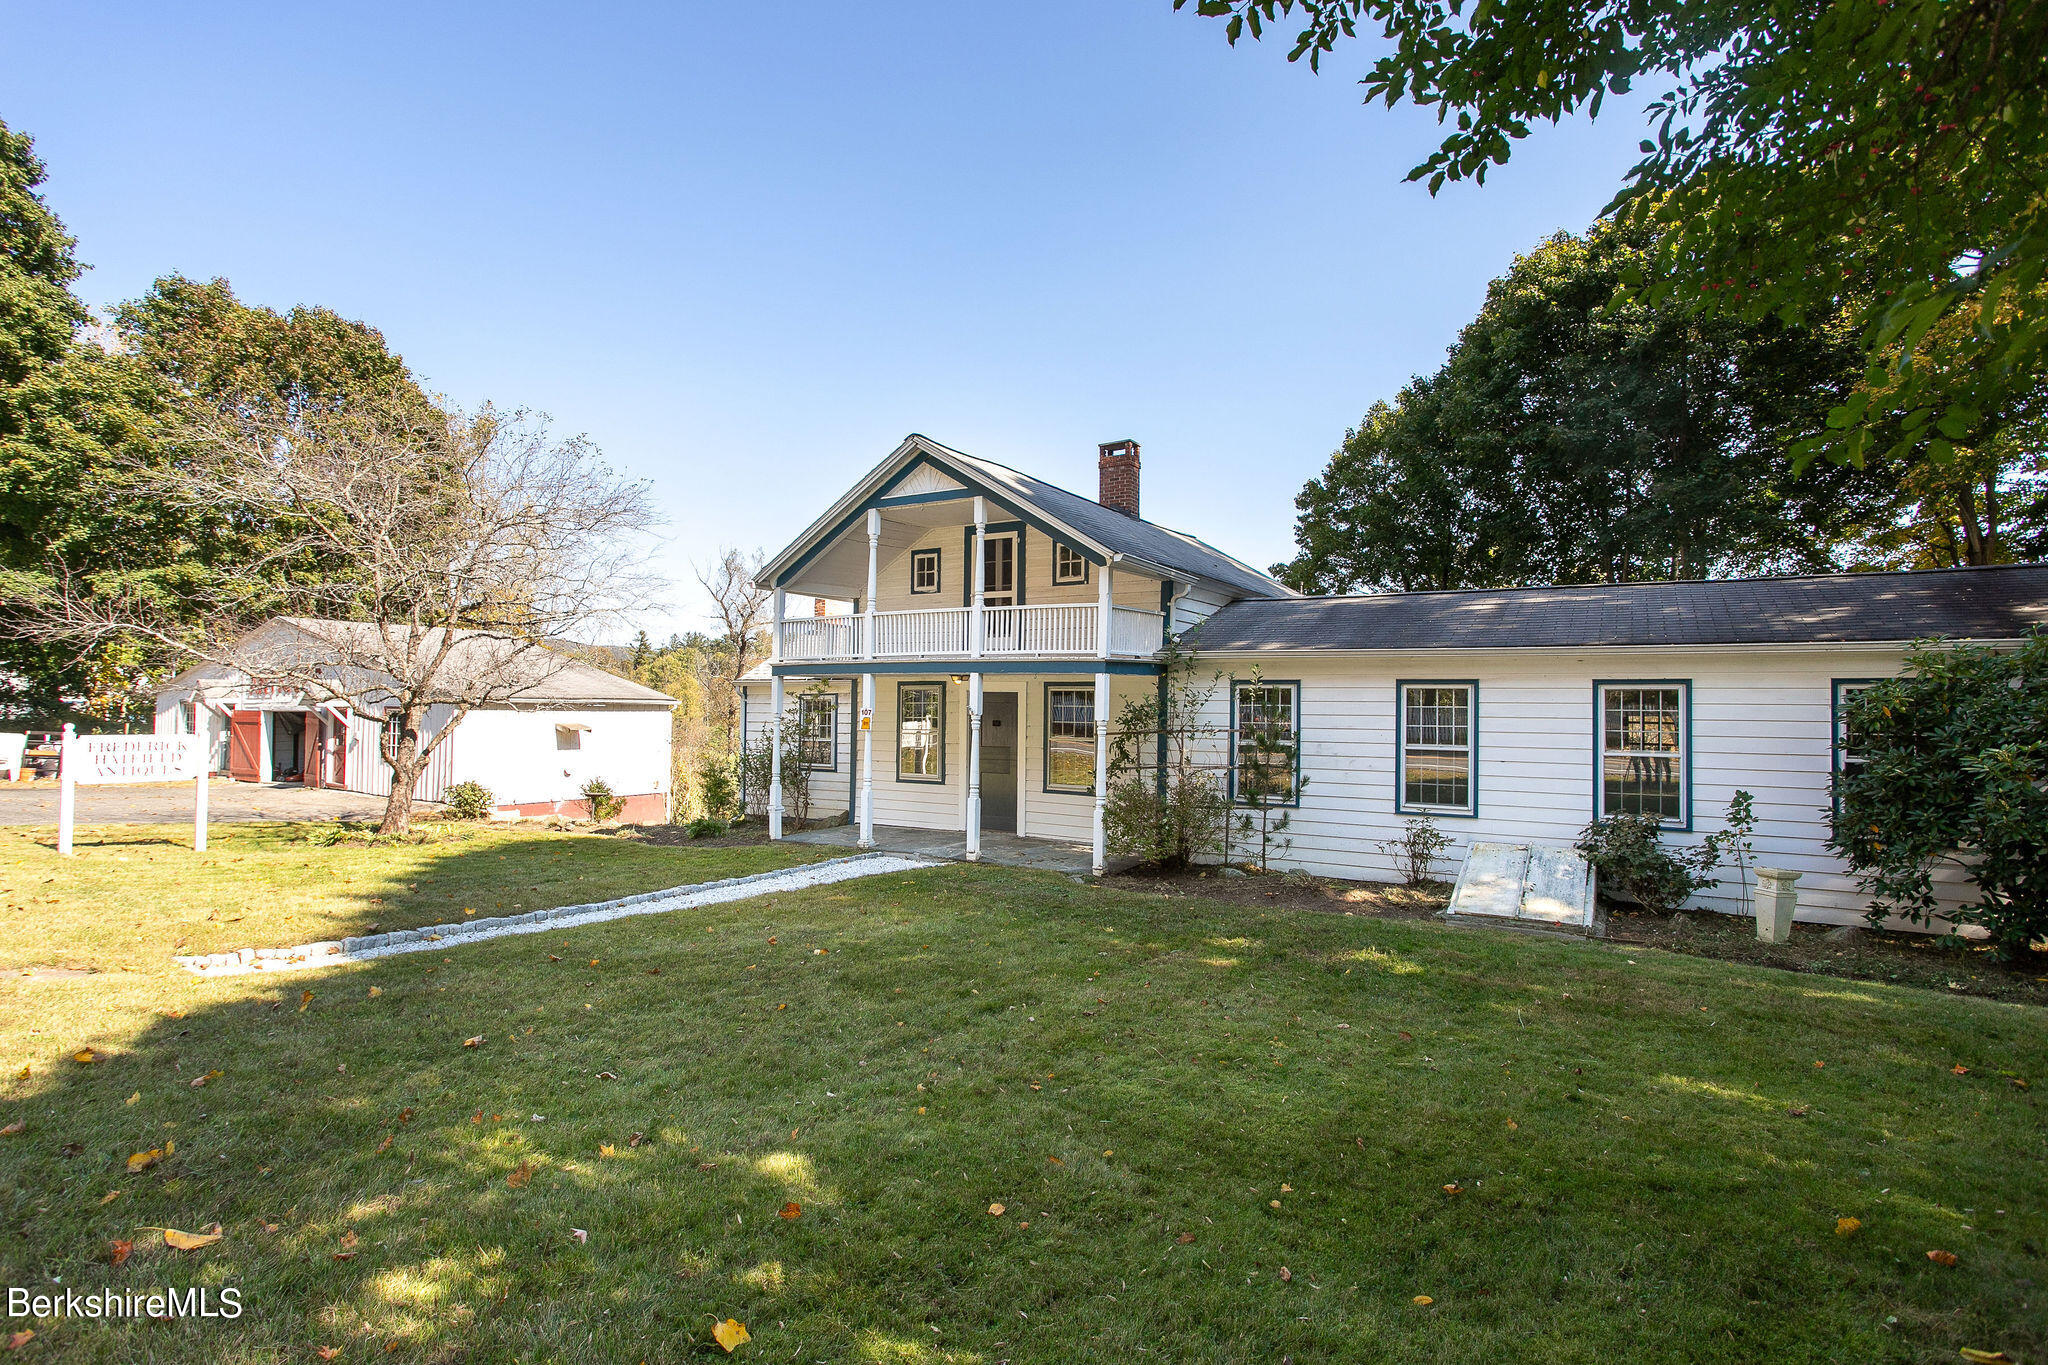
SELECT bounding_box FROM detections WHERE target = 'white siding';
[865,522,1167,615]
[451,706,672,807]
[1186,649,1956,927]
[739,679,859,821]
[344,704,459,802]
[1171,581,1238,636]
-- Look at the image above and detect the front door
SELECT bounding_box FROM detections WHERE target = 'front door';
[979,692,1018,833]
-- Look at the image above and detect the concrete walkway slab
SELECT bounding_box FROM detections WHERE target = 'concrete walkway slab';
[783,823,1095,874]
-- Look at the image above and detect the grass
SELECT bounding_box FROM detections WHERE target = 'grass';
[0,828,2042,1363]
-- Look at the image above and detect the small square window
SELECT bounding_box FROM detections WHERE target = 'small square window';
[1053,544,1088,585]
[910,549,941,595]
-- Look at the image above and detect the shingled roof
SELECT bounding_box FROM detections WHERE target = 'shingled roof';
[1186,565,2048,653]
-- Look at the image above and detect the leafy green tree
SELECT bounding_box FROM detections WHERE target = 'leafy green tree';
[1830,635,2048,959]
[1282,223,1892,591]
[1176,0,2048,470]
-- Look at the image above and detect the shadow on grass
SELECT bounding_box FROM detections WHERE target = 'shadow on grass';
[0,856,2043,1364]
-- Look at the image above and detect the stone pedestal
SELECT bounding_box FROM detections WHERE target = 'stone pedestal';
[1754,867,1801,943]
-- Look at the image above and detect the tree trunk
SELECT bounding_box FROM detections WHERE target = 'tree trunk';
[1956,481,1991,565]
[377,707,428,834]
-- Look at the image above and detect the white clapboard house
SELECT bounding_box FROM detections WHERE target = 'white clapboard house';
[154,617,677,821]
[740,433,2048,926]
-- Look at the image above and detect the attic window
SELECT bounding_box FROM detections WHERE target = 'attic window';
[555,723,588,751]
[910,548,941,595]
[1053,544,1088,585]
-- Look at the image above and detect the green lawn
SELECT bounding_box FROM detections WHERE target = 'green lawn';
[0,828,2041,1363]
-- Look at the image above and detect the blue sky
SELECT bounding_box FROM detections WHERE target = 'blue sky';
[7,2,1650,636]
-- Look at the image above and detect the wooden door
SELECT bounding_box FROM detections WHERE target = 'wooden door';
[979,692,1018,833]
[227,710,260,781]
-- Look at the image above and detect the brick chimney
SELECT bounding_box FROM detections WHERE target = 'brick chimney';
[1097,439,1141,518]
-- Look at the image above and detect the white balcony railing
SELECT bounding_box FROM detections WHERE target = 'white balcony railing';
[777,604,1164,664]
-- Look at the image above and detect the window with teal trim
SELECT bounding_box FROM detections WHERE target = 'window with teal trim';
[1401,684,1472,813]
[796,694,837,770]
[1053,544,1087,585]
[1597,684,1686,824]
[1045,686,1094,792]
[909,548,940,595]
[1233,682,1298,804]
[897,684,944,781]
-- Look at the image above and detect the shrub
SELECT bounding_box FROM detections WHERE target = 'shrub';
[685,816,729,839]
[697,755,740,822]
[442,780,495,821]
[1576,812,1723,914]
[1381,815,1454,887]
[1830,634,2048,957]
[581,777,625,823]
[1104,766,1229,871]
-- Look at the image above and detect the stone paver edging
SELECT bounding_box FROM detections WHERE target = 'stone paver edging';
[175,852,937,977]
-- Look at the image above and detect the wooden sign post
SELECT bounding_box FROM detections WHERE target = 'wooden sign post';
[57,726,209,857]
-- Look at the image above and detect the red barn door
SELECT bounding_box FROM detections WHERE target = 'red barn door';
[228,710,261,781]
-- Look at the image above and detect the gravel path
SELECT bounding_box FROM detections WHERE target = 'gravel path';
[177,851,938,976]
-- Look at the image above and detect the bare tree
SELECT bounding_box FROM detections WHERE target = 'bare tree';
[3,398,662,832]
[693,547,770,755]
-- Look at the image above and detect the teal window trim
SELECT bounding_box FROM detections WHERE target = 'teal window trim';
[1052,542,1089,586]
[1395,680,1479,817]
[1592,679,1692,831]
[796,692,839,772]
[895,680,947,784]
[1228,678,1302,808]
[909,548,941,595]
[1041,681,1097,795]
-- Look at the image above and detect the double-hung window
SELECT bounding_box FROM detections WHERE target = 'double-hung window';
[1596,682,1688,826]
[1053,544,1088,585]
[909,548,941,595]
[897,683,944,781]
[1044,685,1096,792]
[1399,683,1475,814]
[1232,681,1299,805]
[1832,680,1877,804]
[797,693,837,770]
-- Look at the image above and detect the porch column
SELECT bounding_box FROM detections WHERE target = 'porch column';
[1091,670,1110,876]
[863,508,880,659]
[768,674,785,840]
[770,587,785,666]
[1097,559,1114,658]
[971,496,987,659]
[859,672,876,847]
[966,672,983,861]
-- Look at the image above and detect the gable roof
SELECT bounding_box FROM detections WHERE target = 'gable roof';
[158,618,677,708]
[1186,565,2048,653]
[758,434,1293,601]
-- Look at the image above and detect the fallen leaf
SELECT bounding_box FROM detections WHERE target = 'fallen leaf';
[1506,1119,1519,1130]
[299,990,313,1012]
[1397,1031,1412,1042]
[13,1064,26,1081]
[547,954,561,962]
[589,959,599,967]
[1835,1217,1862,1237]
[73,1047,99,1064]
[6,1331,32,1350]
[1442,1184,1462,1195]
[367,987,382,998]
[1269,1199,1281,1209]
[58,1142,81,1157]
[125,1092,138,1106]
[599,1143,616,1157]
[463,1035,485,1049]
[780,1202,801,1220]
[127,1146,166,1173]
[397,1108,413,1124]
[1927,1249,1960,1266]
[988,1202,1006,1216]
[698,1161,718,1172]
[99,1190,122,1205]
[507,1161,535,1188]
[375,1135,393,1153]
[316,1349,342,1361]
[712,1318,750,1352]
[331,1251,358,1262]
[188,1070,221,1089]
[596,1071,618,1080]
[109,1238,133,1266]
[1959,1350,2014,1363]
[1278,1266,1293,1282]
[1952,1064,1970,1075]
[470,1111,482,1123]
[1176,1232,1196,1244]
[1048,1156,1063,1166]
[1412,1294,1434,1306]
[0,1121,21,1137]
[164,1226,222,1251]
[1788,1106,1810,1117]
[628,1132,646,1148]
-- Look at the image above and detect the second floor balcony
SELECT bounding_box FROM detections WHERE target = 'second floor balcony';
[778,602,1165,665]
